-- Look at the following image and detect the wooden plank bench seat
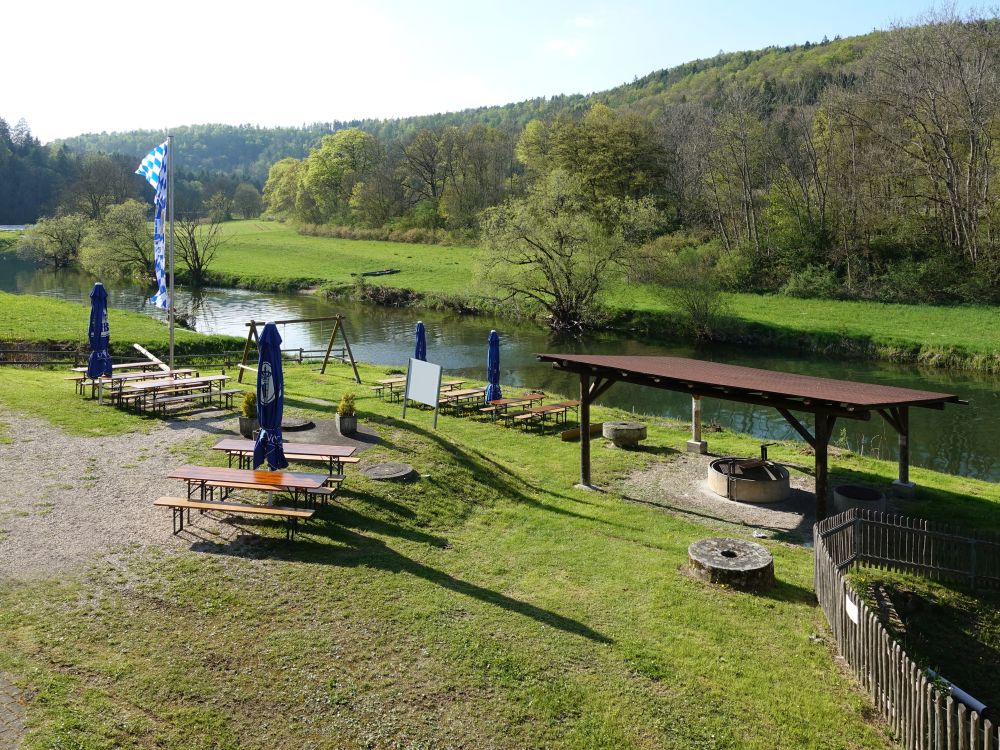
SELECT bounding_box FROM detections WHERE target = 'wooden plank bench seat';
[152,387,242,414]
[154,496,314,539]
[185,478,337,507]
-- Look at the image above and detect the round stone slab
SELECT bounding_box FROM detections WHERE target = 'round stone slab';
[359,462,416,481]
[281,417,315,432]
[687,537,775,591]
[602,421,647,448]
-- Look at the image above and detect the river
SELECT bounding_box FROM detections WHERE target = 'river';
[2,254,998,482]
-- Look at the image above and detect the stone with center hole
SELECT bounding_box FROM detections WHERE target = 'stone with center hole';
[686,537,775,591]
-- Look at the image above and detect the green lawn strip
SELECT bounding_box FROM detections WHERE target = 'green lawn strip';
[606,284,1000,364]
[206,220,480,295]
[1,363,996,746]
[848,567,1000,709]
[0,290,241,355]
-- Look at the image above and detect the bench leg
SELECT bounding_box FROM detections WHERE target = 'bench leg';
[172,506,184,534]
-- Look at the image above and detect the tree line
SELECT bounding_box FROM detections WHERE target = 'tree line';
[265,11,1000,311]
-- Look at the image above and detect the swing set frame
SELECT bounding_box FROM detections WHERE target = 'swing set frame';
[236,316,361,384]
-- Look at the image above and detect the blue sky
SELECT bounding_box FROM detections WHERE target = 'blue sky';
[4,0,981,142]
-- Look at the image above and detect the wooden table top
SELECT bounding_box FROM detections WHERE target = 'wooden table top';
[440,387,486,400]
[168,464,327,489]
[377,377,407,385]
[486,393,545,406]
[212,438,356,458]
[127,374,229,390]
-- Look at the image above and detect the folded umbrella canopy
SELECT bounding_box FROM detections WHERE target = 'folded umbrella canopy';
[86,282,113,379]
[485,329,502,402]
[414,320,427,361]
[252,322,288,470]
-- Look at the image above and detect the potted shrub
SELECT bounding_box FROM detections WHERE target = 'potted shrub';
[336,392,357,435]
[238,392,259,438]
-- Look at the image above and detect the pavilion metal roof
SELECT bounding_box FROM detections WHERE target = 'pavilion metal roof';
[536,354,961,414]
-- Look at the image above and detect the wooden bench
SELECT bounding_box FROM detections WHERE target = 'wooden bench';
[153,387,242,414]
[154,496,314,540]
[510,401,581,429]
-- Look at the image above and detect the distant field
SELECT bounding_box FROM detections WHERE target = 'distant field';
[211,221,480,294]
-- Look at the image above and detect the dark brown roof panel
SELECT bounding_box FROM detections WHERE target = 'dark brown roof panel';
[536,354,960,409]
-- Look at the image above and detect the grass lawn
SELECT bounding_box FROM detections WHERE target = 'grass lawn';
[849,567,1000,709]
[210,221,481,295]
[0,362,998,747]
[0,291,242,355]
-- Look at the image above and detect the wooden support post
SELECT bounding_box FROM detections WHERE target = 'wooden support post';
[579,372,591,488]
[237,320,258,384]
[892,406,916,497]
[815,412,833,521]
[687,395,708,453]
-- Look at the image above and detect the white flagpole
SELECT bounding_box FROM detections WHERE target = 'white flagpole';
[167,133,175,373]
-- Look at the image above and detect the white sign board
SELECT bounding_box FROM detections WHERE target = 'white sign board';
[402,358,443,428]
[845,596,859,625]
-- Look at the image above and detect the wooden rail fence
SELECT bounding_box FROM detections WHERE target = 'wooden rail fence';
[814,509,999,749]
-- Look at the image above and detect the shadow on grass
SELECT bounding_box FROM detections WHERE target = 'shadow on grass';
[829,466,1000,532]
[190,515,611,644]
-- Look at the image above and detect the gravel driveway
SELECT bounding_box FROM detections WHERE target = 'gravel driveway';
[0,412,241,581]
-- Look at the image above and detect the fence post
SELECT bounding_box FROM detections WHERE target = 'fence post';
[969,538,977,590]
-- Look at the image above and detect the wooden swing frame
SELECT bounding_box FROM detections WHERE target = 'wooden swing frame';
[237,316,361,384]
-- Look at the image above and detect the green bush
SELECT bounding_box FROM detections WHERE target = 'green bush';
[241,391,257,418]
[780,264,841,299]
[337,392,356,416]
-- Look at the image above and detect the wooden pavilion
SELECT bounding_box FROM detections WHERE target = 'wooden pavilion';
[536,354,964,519]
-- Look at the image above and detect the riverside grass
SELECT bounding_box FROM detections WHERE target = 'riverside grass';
[1,364,999,748]
[203,221,1000,370]
[0,291,241,356]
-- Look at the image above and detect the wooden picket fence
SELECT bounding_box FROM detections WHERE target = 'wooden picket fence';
[814,509,999,749]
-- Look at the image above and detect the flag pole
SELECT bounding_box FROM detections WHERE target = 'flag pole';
[167,133,175,373]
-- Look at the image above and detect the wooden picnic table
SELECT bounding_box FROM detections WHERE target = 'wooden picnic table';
[506,401,581,429]
[167,464,328,507]
[69,368,198,398]
[212,438,356,474]
[70,361,159,373]
[439,387,487,410]
[479,392,546,420]
[374,377,466,401]
[125,374,232,412]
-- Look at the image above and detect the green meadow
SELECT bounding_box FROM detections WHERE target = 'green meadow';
[0,361,997,748]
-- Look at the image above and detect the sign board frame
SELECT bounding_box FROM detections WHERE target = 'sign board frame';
[402,358,443,429]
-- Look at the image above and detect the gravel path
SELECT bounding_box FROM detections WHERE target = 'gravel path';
[619,451,819,543]
[0,412,242,581]
[0,673,25,750]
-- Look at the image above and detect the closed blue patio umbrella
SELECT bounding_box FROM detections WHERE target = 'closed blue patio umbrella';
[485,329,502,402]
[414,320,427,361]
[86,282,112,378]
[252,321,288,471]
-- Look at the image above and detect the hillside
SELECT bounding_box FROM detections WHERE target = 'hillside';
[54,34,877,181]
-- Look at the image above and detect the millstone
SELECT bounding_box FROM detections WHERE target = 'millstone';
[359,462,416,481]
[687,537,775,591]
[602,421,647,448]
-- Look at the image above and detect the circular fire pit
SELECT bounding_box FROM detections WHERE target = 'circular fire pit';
[603,421,647,449]
[833,484,886,515]
[281,417,315,432]
[707,457,790,503]
[687,537,775,591]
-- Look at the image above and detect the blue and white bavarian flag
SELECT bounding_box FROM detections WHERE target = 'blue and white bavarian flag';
[136,142,170,309]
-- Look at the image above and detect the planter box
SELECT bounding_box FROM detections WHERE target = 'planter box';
[337,414,357,435]
[238,416,259,439]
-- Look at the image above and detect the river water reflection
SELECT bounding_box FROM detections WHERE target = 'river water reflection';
[2,254,998,482]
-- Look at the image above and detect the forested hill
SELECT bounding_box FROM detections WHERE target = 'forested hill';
[54,33,876,182]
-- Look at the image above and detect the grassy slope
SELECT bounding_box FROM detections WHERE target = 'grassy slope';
[208,221,478,294]
[0,363,998,748]
[0,291,241,354]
